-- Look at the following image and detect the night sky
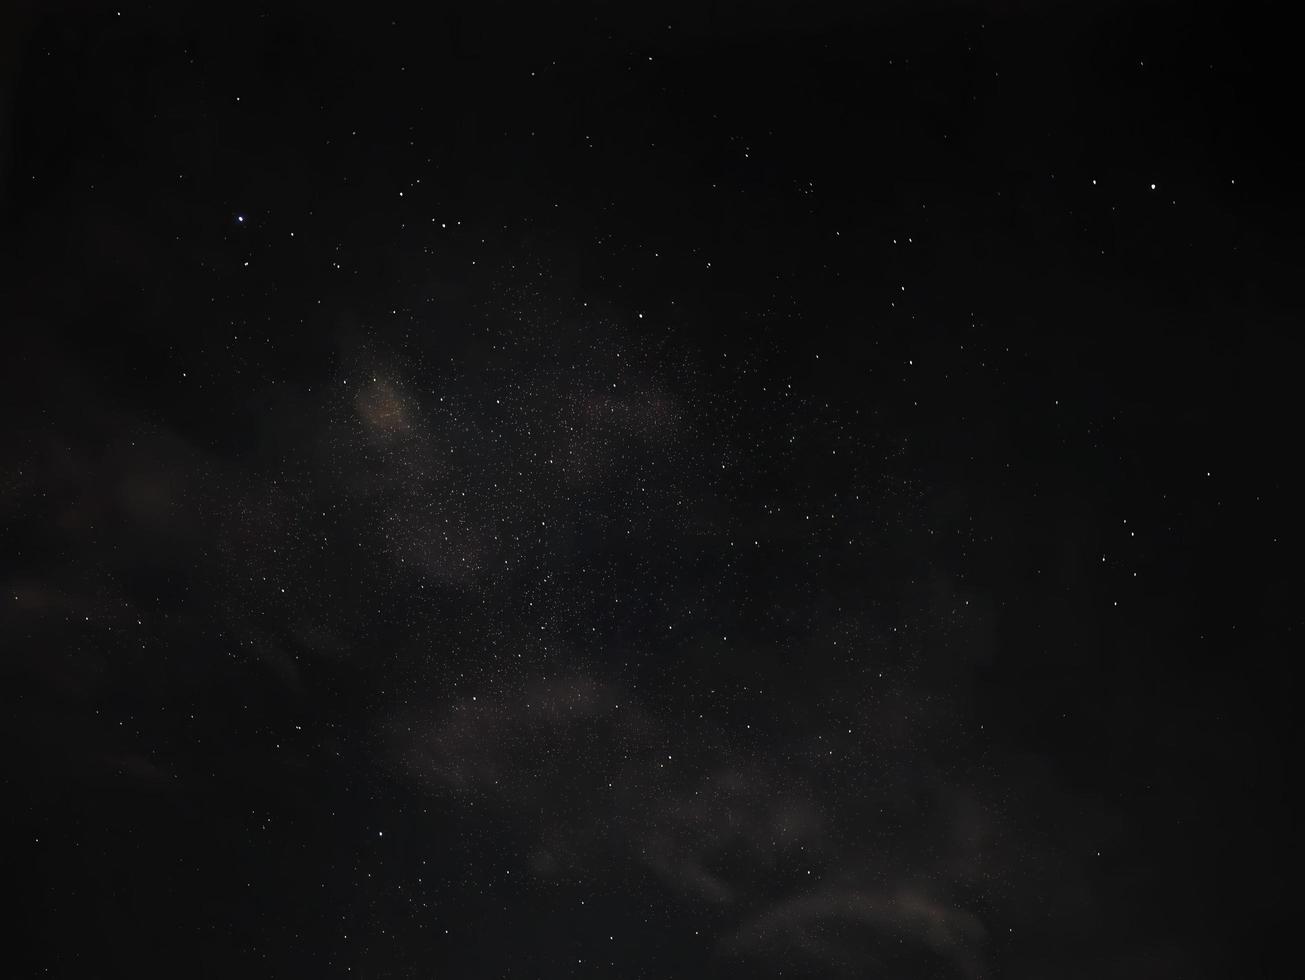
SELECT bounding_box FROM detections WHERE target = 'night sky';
[1,2,1295,977]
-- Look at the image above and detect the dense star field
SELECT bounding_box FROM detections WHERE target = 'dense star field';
[1,2,1294,977]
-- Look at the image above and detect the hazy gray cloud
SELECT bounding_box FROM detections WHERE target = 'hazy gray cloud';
[720,885,986,976]
[388,669,998,976]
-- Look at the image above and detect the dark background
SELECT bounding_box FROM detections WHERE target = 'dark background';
[1,1,1295,977]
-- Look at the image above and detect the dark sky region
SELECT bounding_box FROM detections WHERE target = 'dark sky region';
[0,1,1296,977]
